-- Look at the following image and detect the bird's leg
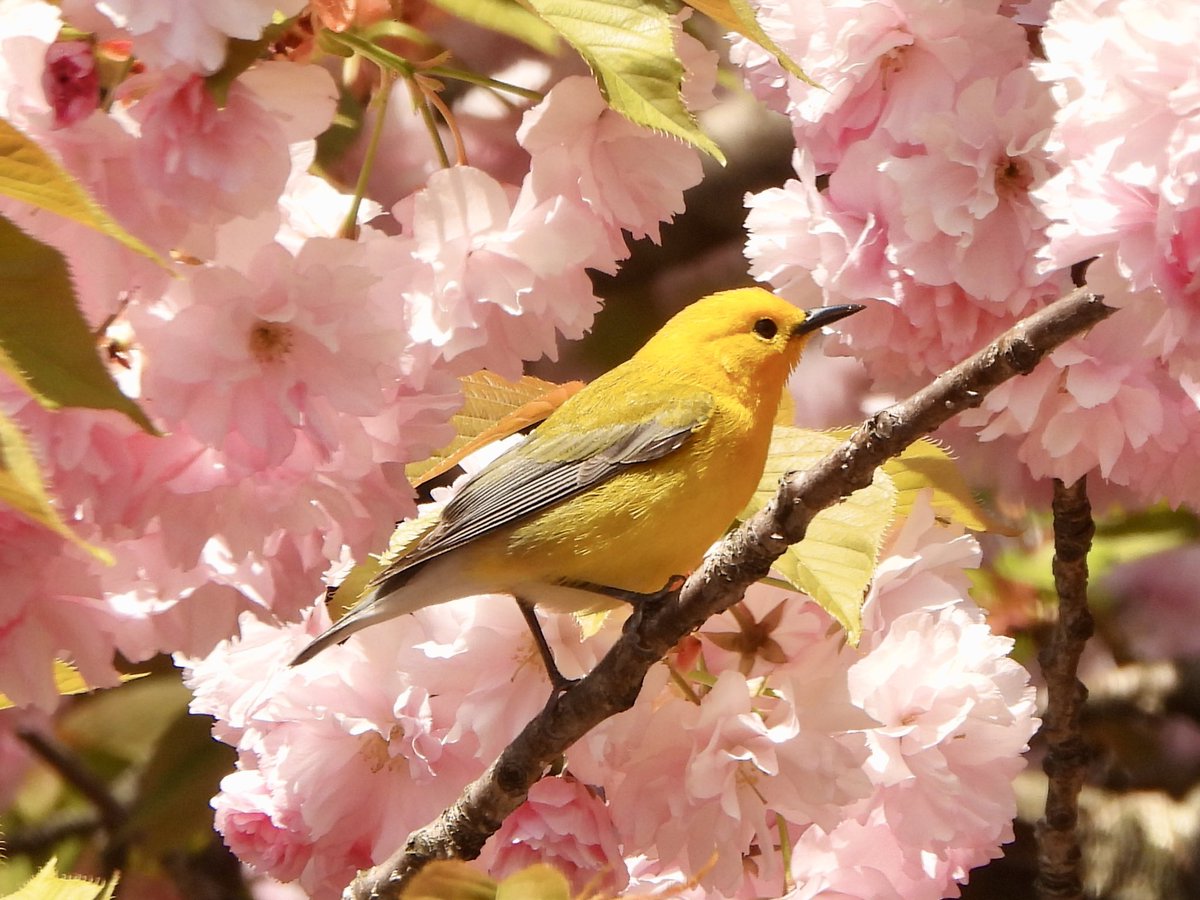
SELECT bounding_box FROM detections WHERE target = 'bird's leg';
[564,575,686,608]
[514,598,578,694]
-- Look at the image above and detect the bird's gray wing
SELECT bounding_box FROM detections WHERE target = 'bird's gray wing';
[369,390,714,590]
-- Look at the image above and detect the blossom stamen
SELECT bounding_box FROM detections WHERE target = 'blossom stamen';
[995,154,1034,198]
[249,320,294,364]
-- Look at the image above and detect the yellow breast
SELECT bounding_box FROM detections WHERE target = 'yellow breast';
[467,392,772,595]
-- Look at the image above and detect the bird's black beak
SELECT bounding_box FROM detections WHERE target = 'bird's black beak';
[794,303,866,337]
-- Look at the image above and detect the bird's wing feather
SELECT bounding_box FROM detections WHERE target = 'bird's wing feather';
[369,390,713,587]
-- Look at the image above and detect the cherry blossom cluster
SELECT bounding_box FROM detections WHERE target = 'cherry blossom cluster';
[739,0,1200,508]
[0,1,707,710]
[0,1,1053,896]
[184,494,1035,898]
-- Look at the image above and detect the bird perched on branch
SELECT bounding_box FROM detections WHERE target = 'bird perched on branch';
[291,287,863,686]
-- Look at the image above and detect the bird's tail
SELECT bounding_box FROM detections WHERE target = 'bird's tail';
[289,585,391,667]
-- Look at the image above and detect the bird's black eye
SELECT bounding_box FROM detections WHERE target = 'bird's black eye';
[753,317,778,340]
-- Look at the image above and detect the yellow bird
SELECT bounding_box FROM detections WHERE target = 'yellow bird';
[291,288,862,681]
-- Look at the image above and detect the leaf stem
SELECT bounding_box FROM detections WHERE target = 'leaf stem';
[340,70,394,239]
[422,82,467,166]
[666,659,702,704]
[409,75,451,169]
[426,65,544,102]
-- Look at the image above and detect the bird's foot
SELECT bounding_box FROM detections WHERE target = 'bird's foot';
[620,574,686,636]
[514,598,580,699]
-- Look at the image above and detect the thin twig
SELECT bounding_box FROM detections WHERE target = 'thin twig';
[1,812,102,855]
[340,70,394,239]
[346,286,1114,900]
[1036,477,1096,900]
[16,726,130,873]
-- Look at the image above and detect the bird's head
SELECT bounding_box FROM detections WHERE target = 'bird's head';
[640,288,864,396]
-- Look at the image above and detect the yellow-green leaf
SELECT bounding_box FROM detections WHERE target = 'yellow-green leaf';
[400,860,496,900]
[428,0,561,55]
[0,212,157,433]
[120,708,238,854]
[575,608,613,638]
[0,118,167,267]
[526,0,725,162]
[685,0,818,86]
[830,428,1008,534]
[742,427,897,645]
[0,407,113,562]
[495,864,571,900]
[0,662,148,711]
[205,37,269,107]
[1,859,116,900]
[58,674,187,763]
[408,372,582,486]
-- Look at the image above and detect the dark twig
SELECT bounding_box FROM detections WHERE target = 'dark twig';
[1036,477,1096,900]
[1,811,103,855]
[16,726,130,873]
[346,286,1113,900]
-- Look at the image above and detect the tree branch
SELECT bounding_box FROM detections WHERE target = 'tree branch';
[346,285,1113,900]
[16,725,130,873]
[1036,477,1096,900]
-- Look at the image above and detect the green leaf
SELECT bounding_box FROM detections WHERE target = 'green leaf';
[0,212,158,433]
[205,38,269,107]
[408,371,582,486]
[995,505,1200,595]
[0,663,147,712]
[0,118,168,268]
[428,0,561,55]
[829,429,1009,535]
[525,0,724,162]
[685,0,818,86]
[0,407,113,562]
[741,427,897,645]
[58,675,189,764]
[0,859,117,900]
[120,709,237,854]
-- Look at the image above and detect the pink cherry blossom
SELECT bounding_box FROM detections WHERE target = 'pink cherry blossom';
[482,775,630,894]
[569,664,867,896]
[858,494,983,638]
[42,40,99,128]
[742,0,1068,397]
[122,61,336,234]
[745,164,1029,386]
[849,604,1037,851]
[0,0,61,127]
[957,259,1197,499]
[185,610,484,898]
[517,75,704,254]
[214,768,315,884]
[88,0,307,73]
[387,165,605,376]
[135,238,404,468]
[879,69,1056,308]
[733,0,1032,169]
[0,516,123,711]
